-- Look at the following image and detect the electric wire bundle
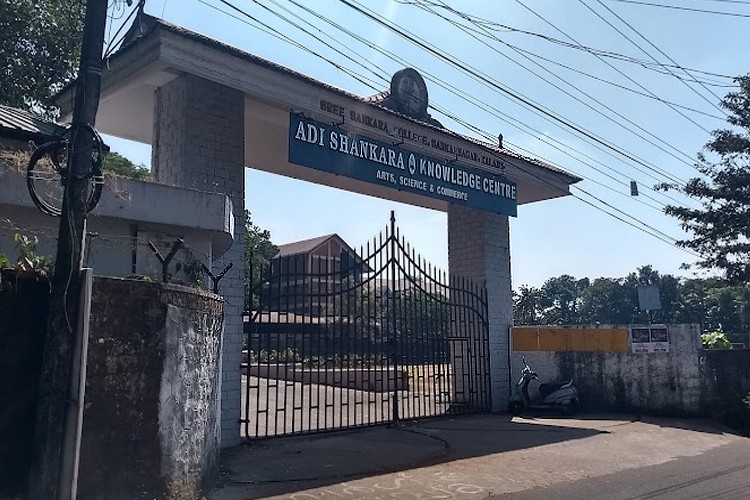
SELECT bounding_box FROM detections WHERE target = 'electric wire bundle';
[26,124,105,217]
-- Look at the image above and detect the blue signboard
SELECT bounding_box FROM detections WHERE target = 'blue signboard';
[288,114,517,216]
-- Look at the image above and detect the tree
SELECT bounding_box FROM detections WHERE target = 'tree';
[537,275,588,325]
[0,1,84,116]
[102,151,151,180]
[245,210,278,310]
[659,75,750,282]
[578,277,634,325]
[513,285,541,325]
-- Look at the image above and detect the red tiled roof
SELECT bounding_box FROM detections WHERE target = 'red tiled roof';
[275,234,337,258]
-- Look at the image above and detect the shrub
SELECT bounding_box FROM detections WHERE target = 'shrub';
[701,331,732,350]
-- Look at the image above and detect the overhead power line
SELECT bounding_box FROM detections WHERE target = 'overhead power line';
[104,1,140,57]
[487,42,725,120]
[398,0,736,85]
[513,0,712,134]
[275,0,691,208]
[338,0,693,185]
[584,0,726,113]
[605,0,750,17]
[435,106,696,252]
[415,0,699,170]
[184,0,700,255]
[277,0,701,206]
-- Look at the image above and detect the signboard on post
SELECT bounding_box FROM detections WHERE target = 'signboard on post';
[288,114,518,216]
[637,285,662,311]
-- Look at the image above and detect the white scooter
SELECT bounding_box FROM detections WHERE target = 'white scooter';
[508,357,579,416]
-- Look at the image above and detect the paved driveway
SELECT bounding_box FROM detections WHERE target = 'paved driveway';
[240,373,454,438]
[213,413,748,499]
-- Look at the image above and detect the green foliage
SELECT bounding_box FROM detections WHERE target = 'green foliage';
[578,277,634,325]
[657,75,750,282]
[513,285,541,325]
[0,0,84,117]
[13,233,53,273]
[251,348,302,364]
[0,253,9,269]
[701,331,732,350]
[102,151,151,180]
[513,265,750,344]
[175,255,204,288]
[535,275,589,325]
[245,210,278,310]
[126,274,153,282]
[248,349,388,368]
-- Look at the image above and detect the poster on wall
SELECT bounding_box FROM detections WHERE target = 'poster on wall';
[630,326,670,353]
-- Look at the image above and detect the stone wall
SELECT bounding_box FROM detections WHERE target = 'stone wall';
[511,324,703,414]
[79,277,223,500]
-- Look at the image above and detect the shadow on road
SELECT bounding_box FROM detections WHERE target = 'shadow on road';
[559,411,736,435]
[212,413,608,499]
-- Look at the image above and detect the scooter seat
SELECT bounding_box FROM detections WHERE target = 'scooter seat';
[539,380,572,397]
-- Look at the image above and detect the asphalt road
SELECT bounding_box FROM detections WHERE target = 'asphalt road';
[506,439,750,499]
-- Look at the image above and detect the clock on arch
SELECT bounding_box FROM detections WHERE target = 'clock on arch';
[391,68,429,118]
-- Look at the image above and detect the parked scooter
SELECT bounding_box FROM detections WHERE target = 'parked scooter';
[508,357,579,416]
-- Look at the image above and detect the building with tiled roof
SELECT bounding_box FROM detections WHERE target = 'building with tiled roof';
[0,105,65,151]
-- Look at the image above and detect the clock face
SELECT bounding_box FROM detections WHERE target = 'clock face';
[392,69,428,117]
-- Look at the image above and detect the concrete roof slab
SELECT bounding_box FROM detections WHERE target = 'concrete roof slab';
[57,15,581,212]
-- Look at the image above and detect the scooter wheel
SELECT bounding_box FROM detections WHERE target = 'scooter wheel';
[509,401,524,416]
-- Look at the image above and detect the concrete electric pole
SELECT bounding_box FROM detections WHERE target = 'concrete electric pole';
[28,1,108,499]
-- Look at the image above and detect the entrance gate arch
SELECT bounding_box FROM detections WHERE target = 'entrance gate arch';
[69,14,581,446]
[241,213,490,438]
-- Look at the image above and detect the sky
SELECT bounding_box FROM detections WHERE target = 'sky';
[102,0,750,288]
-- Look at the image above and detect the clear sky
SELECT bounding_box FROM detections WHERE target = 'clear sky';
[103,0,750,288]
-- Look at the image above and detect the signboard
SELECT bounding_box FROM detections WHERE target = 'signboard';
[637,285,662,311]
[288,114,517,216]
[630,326,669,353]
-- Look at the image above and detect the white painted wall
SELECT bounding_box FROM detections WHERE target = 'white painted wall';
[511,324,703,414]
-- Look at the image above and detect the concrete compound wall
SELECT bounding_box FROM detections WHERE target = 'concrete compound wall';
[152,74,246,447]
[511,324,703,414]
[80,277,224,500]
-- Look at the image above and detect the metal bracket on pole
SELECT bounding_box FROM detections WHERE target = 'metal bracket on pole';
[148,238,184,283]
[201,262,233,294]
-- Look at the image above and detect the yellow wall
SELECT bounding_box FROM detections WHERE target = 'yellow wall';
[512,326,629,353]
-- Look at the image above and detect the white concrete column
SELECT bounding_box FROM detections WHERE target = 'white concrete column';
[448,204,512,412]
[152,74,245,447]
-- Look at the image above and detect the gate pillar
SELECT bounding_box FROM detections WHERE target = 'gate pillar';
[152,74,245,447]
[448,205,512,412]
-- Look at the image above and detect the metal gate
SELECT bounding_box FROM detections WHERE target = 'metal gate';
[241,213,490,438]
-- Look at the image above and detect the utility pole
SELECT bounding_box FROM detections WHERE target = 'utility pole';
[28,1,108,499]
